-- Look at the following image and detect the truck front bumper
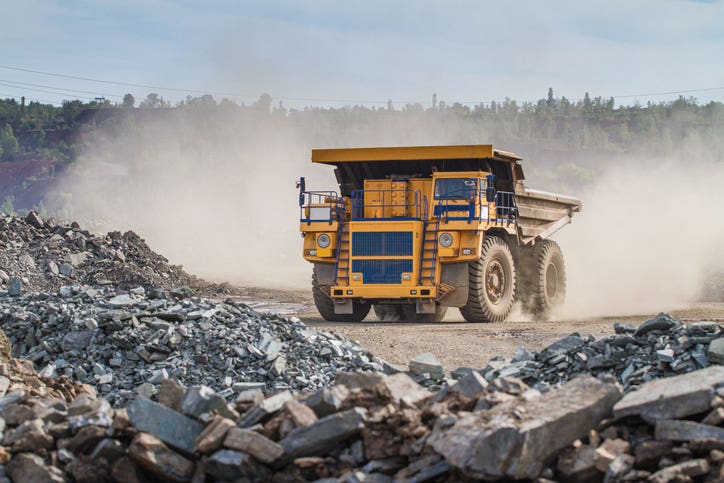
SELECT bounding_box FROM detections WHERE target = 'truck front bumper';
[329,285,437,299]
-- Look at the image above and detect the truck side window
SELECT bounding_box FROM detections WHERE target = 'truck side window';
[434,178,481,200]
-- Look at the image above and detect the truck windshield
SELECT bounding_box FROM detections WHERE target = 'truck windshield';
[434,178,479,200]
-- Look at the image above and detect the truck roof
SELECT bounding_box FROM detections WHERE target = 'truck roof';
[312,145,522,164]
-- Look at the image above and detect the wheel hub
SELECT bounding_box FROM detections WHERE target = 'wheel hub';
[485,259,506,304]
[545,263,559,300]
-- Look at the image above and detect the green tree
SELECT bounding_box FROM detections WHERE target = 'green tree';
[0,124,19,160]
[122,94,135,108]
[139,93,169,108]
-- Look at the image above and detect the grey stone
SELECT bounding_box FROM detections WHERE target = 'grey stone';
[65,252,88,267]
[223,427,283,464]
[381,373,432,406]
[108,294,135,307]
[90,438,127,463]
[180,385,228,418]
[613,365,724,423]
[656,349,675,362]
[429,375,622,480]
[58,263,75,277]
[239,390,293,427]
[128,432,195,482]
[7,453,64,483]
[25,211,44,228]
[708,337,724,364]
[61,331,94,351]
[301,385,350,418]
[127,397,204,454]
[270,355,287,377]
[448,370,489,399]
[409,353,445,380]
[542,333,584,354]
[649,460,710,482]
[278,407,367,465]
[204,449,261,480]
[635,313,682,335]
[654,419,724,442]
[7,277,22,296]
[336,371,386,391]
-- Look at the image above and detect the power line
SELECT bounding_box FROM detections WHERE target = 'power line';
[0,64,417,104]
[0,64,248,97]
[0,82,100,102]
[0,64,722,107]
[0,79,123,98]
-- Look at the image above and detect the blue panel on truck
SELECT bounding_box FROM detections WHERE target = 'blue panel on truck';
[352,232,413,257]
[352,259,413,284]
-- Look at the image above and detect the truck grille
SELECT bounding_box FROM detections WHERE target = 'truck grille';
[352,260,413,284]
[352,232,413,256]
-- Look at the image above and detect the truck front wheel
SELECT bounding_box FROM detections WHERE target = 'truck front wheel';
[312,266,370,322]
[460,235,516,323]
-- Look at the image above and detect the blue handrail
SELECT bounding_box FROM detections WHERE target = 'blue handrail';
[300,191,344,224]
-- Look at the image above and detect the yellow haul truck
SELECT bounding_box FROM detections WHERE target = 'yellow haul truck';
[298,145,581,322]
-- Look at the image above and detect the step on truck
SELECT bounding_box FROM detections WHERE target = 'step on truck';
[297,145,581,322]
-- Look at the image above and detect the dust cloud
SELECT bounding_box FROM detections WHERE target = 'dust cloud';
[557,155,724,318]
[56,108,723,318]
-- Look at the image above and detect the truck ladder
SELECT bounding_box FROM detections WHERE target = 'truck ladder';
[334,222,350,284]
[418,215,441,286]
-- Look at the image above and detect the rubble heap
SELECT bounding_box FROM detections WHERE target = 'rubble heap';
[0,328,93,406]
[0,363,721,482]
[0,286,382,407]
[0,212,209,294]
[480,313,723,392]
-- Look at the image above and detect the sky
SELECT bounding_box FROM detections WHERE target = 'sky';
[2,0,724,108]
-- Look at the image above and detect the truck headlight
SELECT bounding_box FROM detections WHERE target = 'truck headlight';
[317,233,331,248]
[439,233,453,247]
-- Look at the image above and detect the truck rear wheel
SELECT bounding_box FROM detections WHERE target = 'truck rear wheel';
[312,267,371,322]
[460,235,516,323]
[401,304,447,323]
[373,304,404,321]
[531,240,566,318]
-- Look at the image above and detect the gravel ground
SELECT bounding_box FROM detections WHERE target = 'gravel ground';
[300,302,724,373]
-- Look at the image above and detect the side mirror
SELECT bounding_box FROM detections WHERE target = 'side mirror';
[297,177,306,207]
[486,187,497,203]
[485,174,496,202]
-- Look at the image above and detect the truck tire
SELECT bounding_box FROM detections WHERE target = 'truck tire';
[531,240,566,318]
[515,244,539,314]
[312,266,371,322]
[460,235,516,323]
[374,304,404,321]
[401,304,447,323]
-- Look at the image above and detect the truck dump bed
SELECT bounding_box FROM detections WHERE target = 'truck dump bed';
[515,187,582,244]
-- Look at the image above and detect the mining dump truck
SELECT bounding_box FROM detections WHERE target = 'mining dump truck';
[298,145,581,322]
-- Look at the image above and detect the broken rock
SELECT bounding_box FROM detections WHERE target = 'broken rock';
[613,365,724,423]
[127,397,204,454]
[128,432,195,482]
[429,375,622,480]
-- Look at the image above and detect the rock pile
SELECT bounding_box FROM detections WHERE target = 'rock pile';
[0,286,383,407]
[0,364,722,482]
[479,313,723,393]
[0,212,219,295]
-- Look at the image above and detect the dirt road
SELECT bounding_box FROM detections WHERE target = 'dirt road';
[230,287,724,374]
[301,303,724,373]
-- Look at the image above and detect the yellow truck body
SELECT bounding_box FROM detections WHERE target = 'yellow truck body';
[298,145,581,322]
